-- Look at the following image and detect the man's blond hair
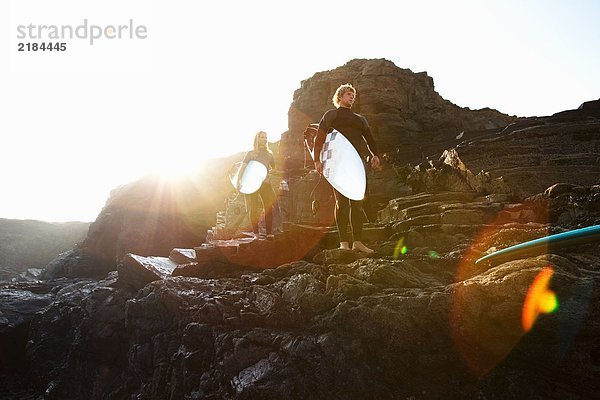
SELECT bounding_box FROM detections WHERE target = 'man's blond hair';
[332,83,356,108]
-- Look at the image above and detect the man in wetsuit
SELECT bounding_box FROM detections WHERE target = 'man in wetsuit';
[314,83,380,253]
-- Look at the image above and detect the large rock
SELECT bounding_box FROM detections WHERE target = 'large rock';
[40,153,246,279]
[451,120,600,198]
[5,182,600,399]
[280,58,515,223]
[0,285,52,319]
[551,98,600,121]
[117,254,179,291]
[402,119,600,200]
[5,61,600,400]
[527,183,600,227]
[174,226,329,276]
[281,58,515,171]
[19,241,600,399]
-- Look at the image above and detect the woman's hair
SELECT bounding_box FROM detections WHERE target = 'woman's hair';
[253,130,272,153]
[332,83,356,108]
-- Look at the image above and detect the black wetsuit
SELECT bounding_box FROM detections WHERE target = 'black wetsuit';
[243,149,276,235]
[316,107,378,243]
[315,107,378,162]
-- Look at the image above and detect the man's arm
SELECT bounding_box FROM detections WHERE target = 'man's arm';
[314,126,327,174]
[361,116,381,170]
[314,110,336,172]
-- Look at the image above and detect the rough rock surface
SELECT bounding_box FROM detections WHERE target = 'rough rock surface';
[404,119,600,200]
[280,58,515,171]
[117,254,180,291]
[452,120,600,198]
[5,257,600,400]
[0,182,598,399]
[279,59,515,225]
[41,153,245,280]
[1,64,599,399]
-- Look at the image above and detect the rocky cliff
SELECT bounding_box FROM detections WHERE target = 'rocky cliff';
[2,182,599,399]
[407,113,600,199]
[1,60,599,399]
[280,58,516,171]
[280,58,516,224]
[39,153,247,281]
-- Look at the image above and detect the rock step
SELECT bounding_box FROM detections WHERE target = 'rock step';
[117,254,179,290]
[391,200,551,243]
[385,200,506,225]
[389,223,485,252]
[488,164,600,177]
[169,248,196,264]
[389,221,556,258]
[378,192,479,223]
[466,153,600,169]
[172,223,393,278]
[182,227,329,273]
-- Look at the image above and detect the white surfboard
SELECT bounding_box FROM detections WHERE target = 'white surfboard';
[229,160,268,194]
[304,127,366,200]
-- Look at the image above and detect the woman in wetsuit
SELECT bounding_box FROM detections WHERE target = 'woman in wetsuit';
[237,131,276,239]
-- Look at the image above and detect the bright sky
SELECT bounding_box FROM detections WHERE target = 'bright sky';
[1,0,599,222]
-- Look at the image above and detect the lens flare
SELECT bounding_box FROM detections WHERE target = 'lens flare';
[522,267,558,332]
[450,202,552,378]
[428,250,440,259]
[393,238,408,258]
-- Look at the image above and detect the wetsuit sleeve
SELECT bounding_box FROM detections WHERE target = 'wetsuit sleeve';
[361,116,379,157]
[269,152,276,170]
[315,109,337,162]
[242,151,253,164]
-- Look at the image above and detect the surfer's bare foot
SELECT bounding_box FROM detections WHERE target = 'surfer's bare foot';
[339,241,350,250]
[352,241,374,254]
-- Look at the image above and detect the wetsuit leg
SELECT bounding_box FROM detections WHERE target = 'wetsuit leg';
[245,193,260,234]
[350,199,364,241]
[333,189,351,242]
[258,182,276,235]
[350,159,370,241]
[333,189,366,242]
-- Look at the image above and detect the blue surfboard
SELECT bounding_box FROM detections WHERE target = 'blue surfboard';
[475,225,600,265]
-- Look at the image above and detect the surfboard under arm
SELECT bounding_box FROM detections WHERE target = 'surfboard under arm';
[229,160,268,194]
